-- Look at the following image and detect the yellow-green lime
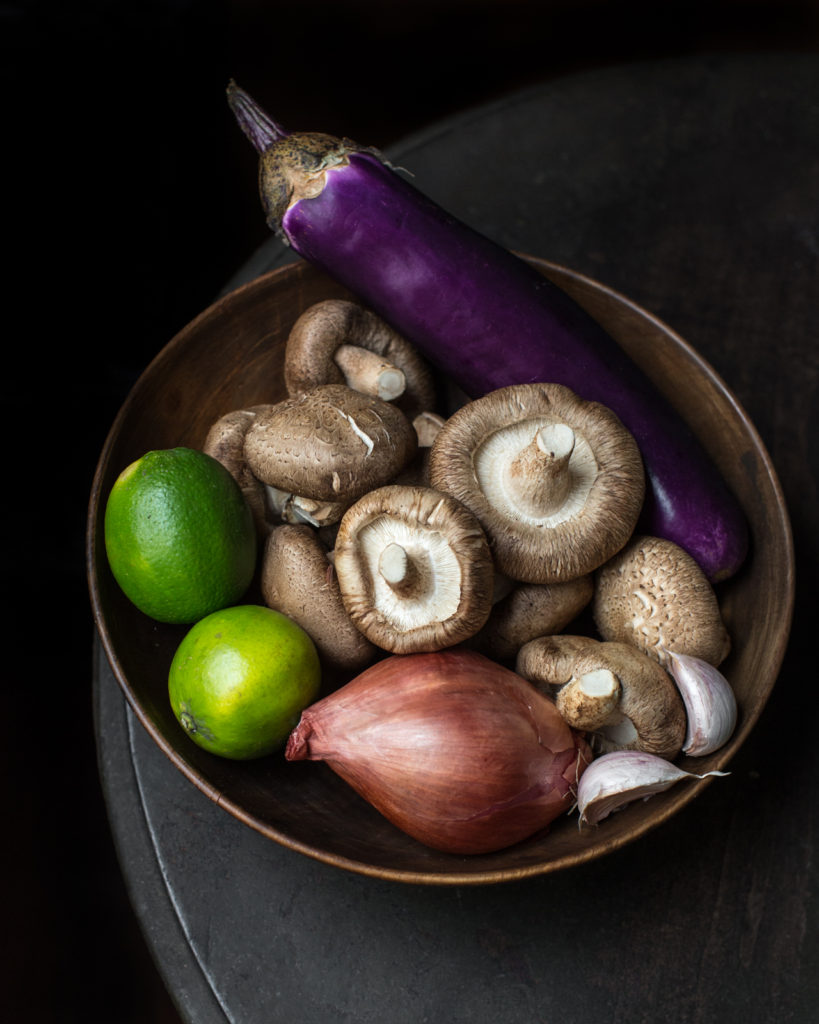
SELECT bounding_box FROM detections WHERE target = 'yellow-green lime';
[168,604,321,759]
[104,447,256,624]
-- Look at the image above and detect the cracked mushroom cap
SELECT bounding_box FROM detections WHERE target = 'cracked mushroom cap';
[204,406,349,529]
[333,485,495,654]
[516,634,686,760]
[243,384,417,505]
[428,383,645,584]
[593,534,731,667]
[284,299,437,417]
[261,524,377,673]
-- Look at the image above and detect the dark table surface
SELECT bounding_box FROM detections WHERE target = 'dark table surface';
[95,54,818,1023]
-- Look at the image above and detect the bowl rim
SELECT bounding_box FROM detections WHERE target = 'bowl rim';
[87,257,795,885]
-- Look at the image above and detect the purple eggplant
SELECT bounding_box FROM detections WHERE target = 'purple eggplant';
[227,83,748,582]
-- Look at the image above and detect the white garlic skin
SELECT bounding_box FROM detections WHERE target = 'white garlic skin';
[665,649,737,756]
[576,750,728,826]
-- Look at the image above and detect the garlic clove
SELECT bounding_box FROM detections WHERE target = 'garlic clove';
[576,750,728,826]
[664,649,738,756]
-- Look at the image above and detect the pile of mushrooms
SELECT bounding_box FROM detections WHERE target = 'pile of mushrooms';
[202,297,738,826]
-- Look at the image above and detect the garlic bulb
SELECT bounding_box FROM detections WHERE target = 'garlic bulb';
[664,649,737,756]
[577,750,728,826]
[286,648,591,854]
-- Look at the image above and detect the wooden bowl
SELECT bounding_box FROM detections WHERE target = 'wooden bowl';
[87,257,794,885]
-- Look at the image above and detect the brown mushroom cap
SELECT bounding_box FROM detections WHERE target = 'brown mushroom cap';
[333,485,495,654]
[593,534,731,667]
[516,634,686,759]
[243,384,418,503]
[428,383,645,584]
[284,299,437,417]
[260,524,378,673]
[470,575,594,662]
[202,405,274,537]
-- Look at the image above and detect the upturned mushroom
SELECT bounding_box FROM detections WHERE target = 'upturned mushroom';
[470,574,594,662]
[284,299,437,416]
[243,384,418,522]
[202,406,273,537]
[593,534,731,668]
[261,524,378,673]
[428,383,645,583]
[516,634,687,760]
[333,484,494,654]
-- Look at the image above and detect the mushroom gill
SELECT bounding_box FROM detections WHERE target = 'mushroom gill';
[428,382,645,584]
[333,485,494,654]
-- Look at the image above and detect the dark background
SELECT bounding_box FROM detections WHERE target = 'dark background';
[6,2,819,1021]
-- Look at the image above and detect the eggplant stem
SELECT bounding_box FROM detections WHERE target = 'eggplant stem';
[226,80,288,152]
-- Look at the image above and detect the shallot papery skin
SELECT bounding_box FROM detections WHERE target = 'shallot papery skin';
[285,648,590,854]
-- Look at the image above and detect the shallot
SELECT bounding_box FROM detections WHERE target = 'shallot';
[285,648,591,854]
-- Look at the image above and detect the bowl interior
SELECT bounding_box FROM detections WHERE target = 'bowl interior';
[87,257,794,884]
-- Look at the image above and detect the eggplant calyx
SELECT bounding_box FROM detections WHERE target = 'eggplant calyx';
[226,81,354,230]
[227,83,390,234]
[258,133,360,231]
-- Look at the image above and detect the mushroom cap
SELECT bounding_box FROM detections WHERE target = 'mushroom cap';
[593,534,731,667]
[243,384,418,503]
[260,523,378,673]
[471,575,594,662]
[333,485,495,654]
[428,383,645,584]
[516,634,686,760]
[202,405,274,537]
[284,299,437,417]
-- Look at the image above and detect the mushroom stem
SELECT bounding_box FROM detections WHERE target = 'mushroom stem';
[265,485,348,527]
[378,542,427,597]
[556,668,622,731]
[412,411,446,448]
[505,424,576,517]
[333,344,407,402]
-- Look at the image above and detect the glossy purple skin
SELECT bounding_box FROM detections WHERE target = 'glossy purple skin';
[282,152,748,581]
